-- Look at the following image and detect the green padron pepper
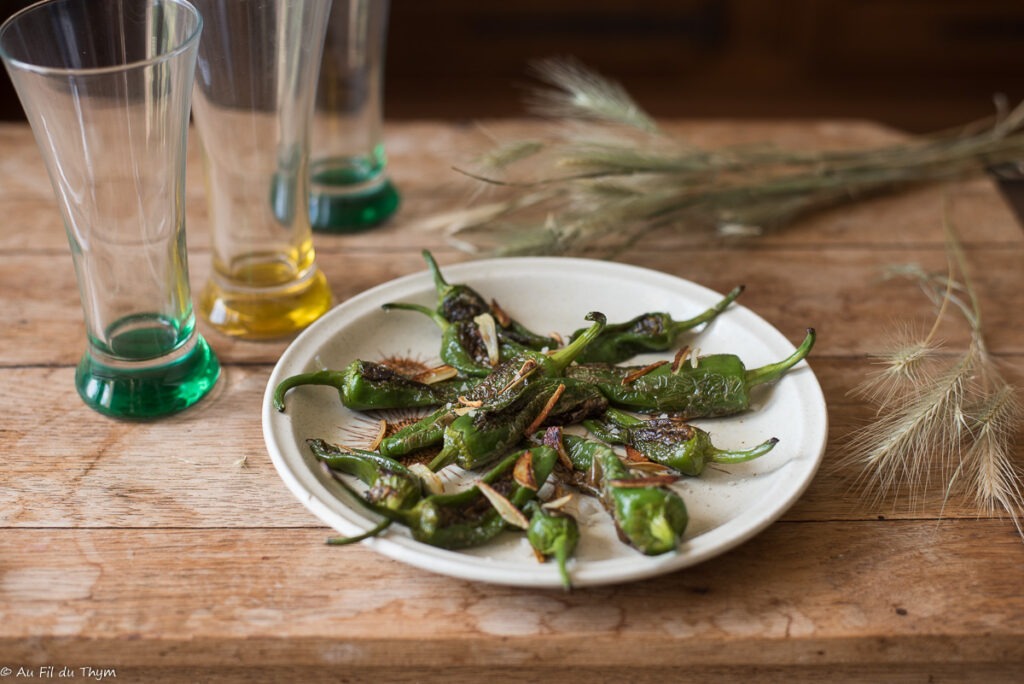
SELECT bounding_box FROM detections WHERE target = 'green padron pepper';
[408,445,559,549]
[377,404,458,459]
[420,249,558,350]
[378,312,608,460]
[308,438,422,511]
[567,285,744,364]
[525,500,580,591]
[330,446,559,550]
[550,432,688,556]
[429,377,606,471]
[273,359,479,412]
[566,328,815,417]
[583,408,778,476]
[380,301,527,377]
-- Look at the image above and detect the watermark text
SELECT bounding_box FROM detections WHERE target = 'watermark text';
[0,666,116,681]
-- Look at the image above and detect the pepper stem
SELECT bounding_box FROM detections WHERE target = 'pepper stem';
[273,370,344,412]
[421,249,453,297]
[554,542,574,591]
[326,518,393,545]
[382,301,450,331]
[744,328,816,388]
[548,311,607,374]
[710,436,780,464]
[669,285,744,335]
[428,442,457,471]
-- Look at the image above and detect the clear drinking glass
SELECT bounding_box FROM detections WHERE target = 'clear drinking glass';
[190,0,335,339]
[310,0,400,233]
[0,0,220,419]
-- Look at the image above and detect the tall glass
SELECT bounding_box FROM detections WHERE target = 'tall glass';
[310,0,400,233]
[190,0,335,339]
[0,0,220,419]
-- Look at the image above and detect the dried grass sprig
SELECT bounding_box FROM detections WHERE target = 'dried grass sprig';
[852,341,976,507]
[431,58,1024,257]
[525,56,659,133]
[958,386,1024,518]
[844,213,1024,536]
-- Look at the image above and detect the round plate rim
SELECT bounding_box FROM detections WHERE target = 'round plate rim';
[262,256,828,588]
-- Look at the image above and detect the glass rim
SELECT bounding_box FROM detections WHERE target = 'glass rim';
[0,0,203,76]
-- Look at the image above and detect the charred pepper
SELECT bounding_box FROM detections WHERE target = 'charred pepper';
[381,301,525,377]
[380,312,608,460]
[583,408,778,476]
[308,438,422,511]
[420,249,558,350]
[407,445,559,549]
[273,360,478,412]
[525,500,580,590]
[568,285,744,364]
[566,328,815,417]
[332,446,559,549]
[551,432,688,555]
[429,377,606,471]
[377,404,458,459]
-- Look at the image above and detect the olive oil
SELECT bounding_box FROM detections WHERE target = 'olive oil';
[199,251,334,339]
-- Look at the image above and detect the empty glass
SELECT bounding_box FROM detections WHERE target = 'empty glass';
[0,0,220,418]
[190,0,335,339]
[310,0,400,233]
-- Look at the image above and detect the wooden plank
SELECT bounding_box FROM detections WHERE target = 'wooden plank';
[0,364,315,528]
[47,663,1024,684]
[1,359,1021,528]
[2,244,1022,366]
[0,523,1021,669]
[3,121,1021,255]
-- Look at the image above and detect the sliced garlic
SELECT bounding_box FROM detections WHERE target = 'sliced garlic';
[541,493,574,511]
[474,312,500,366]
[476,481,529,529]
[513,450,537,490]
[412,364,459,385]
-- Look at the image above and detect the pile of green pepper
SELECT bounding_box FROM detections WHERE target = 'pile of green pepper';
[275,251,816,589]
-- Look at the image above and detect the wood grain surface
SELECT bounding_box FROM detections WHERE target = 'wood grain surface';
[1,120,1022,682]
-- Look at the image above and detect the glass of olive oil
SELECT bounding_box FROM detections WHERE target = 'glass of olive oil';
[0,0,220,419]
[190,0,335,339]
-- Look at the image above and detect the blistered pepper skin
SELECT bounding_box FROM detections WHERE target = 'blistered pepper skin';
[378,405,457,459]
[584,408,778,476]
[381,313,609,468]
[555,433,688,555]
[320,446,559,550]
[567,285,744,365]
[566,329,815,418]
[273,360,480,413]
[308,439,422,511]
[526,501,580,590]
[431,378,606,471]
[421,249,558,350]
[410,446,559,549]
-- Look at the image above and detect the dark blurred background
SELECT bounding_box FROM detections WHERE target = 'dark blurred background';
[3,0,1024,134]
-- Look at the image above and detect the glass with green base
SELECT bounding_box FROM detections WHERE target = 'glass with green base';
[0,0,220,419]
[310,0,400,233]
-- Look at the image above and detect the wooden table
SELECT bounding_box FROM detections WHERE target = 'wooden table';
[2,119,1022,682]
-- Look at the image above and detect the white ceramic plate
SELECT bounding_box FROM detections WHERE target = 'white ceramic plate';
[262,257,827,588]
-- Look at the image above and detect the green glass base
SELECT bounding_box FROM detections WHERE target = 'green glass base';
[75,333,221,419]
[310,178,400,234]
